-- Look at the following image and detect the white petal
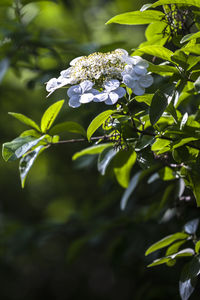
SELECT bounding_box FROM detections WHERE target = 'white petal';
[132,56,149,68]
[106,92,119,104]
[132,82,145,96]
[114,87,126,98]
[80,93,94,103]
[80,80,94,93]
[67,85,81,97]
[104,79,120,91]
[46,78,58,92]
[123,74,136,89]
[60,67,72,78]
[139,74,153,88]
[68,95,81,108]
[94,92,108,102]
[134,65,147,76]
[70,56,83,66]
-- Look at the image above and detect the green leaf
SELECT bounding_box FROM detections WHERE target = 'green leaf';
[150,91,168,125]
[173,137,198,149]
[179,257,200,300]
[72,143,113,160]
[148,248,194,268]
[19,145,45,188]
[106,10,165,25]
[147,257,172,267]
[113,149,137,188]
[135,135,154,151]
[195,241,200,254]
[20,130,41,138]
[181,45,200,55]
[2,135,46,162]
[151,138,171,151]
[148,63,178,76]
[8,112,40,131]
[166,240,187,256]
[133,45,173,62]
[98,147,117,175]
[145,232,189,256]
[151,0,200,9]
[120,171,142,210]
[188,171,200,207]
[87,110,116,141]
[134,94,153,106]
[181,32,200,44]
[40,100,64,133]
[145,21,168,41]
[49,121,86,137]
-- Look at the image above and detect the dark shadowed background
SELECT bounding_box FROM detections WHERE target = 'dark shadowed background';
[1,0,198,299]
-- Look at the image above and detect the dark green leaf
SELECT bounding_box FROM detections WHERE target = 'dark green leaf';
[8,112,41,131]
[150,91,168,125]
[49,121,86,137]
[179,257,200,300]
[106,10,165,25]
[145,232,189,256]
[87,110,116,141]
[40,100,64,133]
[19,145,45,188]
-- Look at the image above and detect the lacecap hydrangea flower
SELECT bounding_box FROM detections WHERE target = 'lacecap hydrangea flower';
[46,49,153,107]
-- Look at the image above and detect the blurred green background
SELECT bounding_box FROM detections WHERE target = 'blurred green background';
[0,0,196,299]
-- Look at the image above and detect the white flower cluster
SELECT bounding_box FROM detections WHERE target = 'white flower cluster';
[46,49,153,108]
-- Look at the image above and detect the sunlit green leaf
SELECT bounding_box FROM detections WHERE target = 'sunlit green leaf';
[134,94,153,106]
[40,100,64,133]
[8,112,40,131]
[145,232,189,256]
[106,10,165,25]
[72,143,113,160]
[113,149,137,188]
[151,0,200,8]
[133,45,173,62]
[148,248,194,268]
[181,32,200,44]
[87,110,116,141]
[195,240,200,254]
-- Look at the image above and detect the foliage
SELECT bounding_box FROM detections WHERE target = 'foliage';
[2,0,200,299]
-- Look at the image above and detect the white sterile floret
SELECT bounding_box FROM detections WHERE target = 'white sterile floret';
[94,79,126,105]
[67,80,99,108]
[122,60,153,96]
[46,77,73,97]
